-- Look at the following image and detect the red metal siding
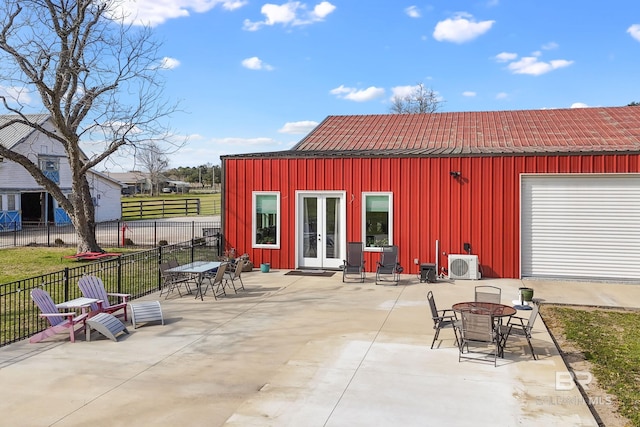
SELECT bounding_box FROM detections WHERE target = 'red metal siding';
[223,154,640,278]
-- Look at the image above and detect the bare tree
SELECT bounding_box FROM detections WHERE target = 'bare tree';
[138,142,169,196]
[390,83,444,114]
[0,0,179,252]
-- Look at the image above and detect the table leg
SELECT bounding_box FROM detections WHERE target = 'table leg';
[195,273,204,300]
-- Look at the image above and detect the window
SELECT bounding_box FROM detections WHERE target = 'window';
[362,193,393,250]
[7,194,16,211]
[39,156,60,184]
[253,192,280,248]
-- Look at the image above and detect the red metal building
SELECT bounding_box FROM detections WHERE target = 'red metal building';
[221,107,640,281]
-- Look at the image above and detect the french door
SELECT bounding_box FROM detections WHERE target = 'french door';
[297,192,345,269]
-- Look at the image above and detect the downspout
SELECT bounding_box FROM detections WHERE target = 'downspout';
[220,157,226,258]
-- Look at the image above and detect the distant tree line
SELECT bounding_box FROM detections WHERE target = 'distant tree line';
[165,164,221,187]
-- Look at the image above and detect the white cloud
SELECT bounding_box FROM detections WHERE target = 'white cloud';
[507,56,573,75]
[107,0,248,27]
[542,42,559,50]
[390,84,442,102]
[496,92,508,99]
[243,1,336,31]
[158,57,181,69]
[405,6,421,18]
[433,13,495,43]
[390,85,414,99]
[628,24,640,42]
[241,57,274,70]
[571,102,589,108]
[330,85,385,102]
[313,1,336,19]
[495,52,517,62]
[462,91,476,97]
[278,120,319,134]
[0,85,32,105]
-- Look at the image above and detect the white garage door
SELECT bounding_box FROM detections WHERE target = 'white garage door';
[521,174,640,281]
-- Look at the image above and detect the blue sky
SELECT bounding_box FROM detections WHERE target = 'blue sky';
[22,1,640,171]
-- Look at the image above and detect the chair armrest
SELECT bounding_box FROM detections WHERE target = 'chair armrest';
[508,316,527,327]
[40,312,76,319]
[107,292,130,301]
[40,312,88,322]
[438,308,457,318]
[74,313,89,322]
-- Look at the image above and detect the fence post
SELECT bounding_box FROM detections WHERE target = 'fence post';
[13,221,17,247]
[197,198,201,214]
[63,267,70,301]
[158,245,163,291]
[47,222,51,247]
[117,255,123,293]
[154,221,157,246]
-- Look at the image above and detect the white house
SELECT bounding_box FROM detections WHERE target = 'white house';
[0,114,122,230]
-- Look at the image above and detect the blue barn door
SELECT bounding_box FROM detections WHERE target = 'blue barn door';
[54,208,71,225]
[0,210,21,231]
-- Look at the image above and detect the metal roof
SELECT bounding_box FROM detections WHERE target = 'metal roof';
[223,106,640,159]
[0,114,50,149]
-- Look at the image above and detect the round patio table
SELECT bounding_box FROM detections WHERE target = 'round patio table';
[452,301,516,318]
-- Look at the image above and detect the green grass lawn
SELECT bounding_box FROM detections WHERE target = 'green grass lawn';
[542,306,640,426]
[0,247,137,284]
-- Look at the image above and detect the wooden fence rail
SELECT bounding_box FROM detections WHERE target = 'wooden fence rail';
[121,199,201,220]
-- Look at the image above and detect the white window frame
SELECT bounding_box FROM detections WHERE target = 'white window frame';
[362,192,393,252]
[252,191,281,249]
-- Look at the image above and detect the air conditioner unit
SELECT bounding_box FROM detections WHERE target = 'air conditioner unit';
[448,254,480,280]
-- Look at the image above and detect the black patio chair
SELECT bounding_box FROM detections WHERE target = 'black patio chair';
[375,245,402,285]
[342,242,366,282]
[474,285,502,304]
[499,303,540,360]
[427,290,459,349]
[458,311,500,367]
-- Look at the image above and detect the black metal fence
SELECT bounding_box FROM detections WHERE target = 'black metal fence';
[0,220,221,249]
[0,236,222,347]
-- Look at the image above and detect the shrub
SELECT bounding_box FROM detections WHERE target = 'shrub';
[158,240,168,246]
[54,238,64,246]
[124,238,134,246]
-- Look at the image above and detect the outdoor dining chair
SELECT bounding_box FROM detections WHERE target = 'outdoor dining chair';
[458,311,500,367]
[342,242,366,282]
[474,285,502,304]
[499,303,540,360]
[201,263,228,300]
[427,290,459,349]
[159,261,193,299]
[224,259,245,293]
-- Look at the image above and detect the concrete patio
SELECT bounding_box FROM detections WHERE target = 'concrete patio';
[1,270,638,426]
